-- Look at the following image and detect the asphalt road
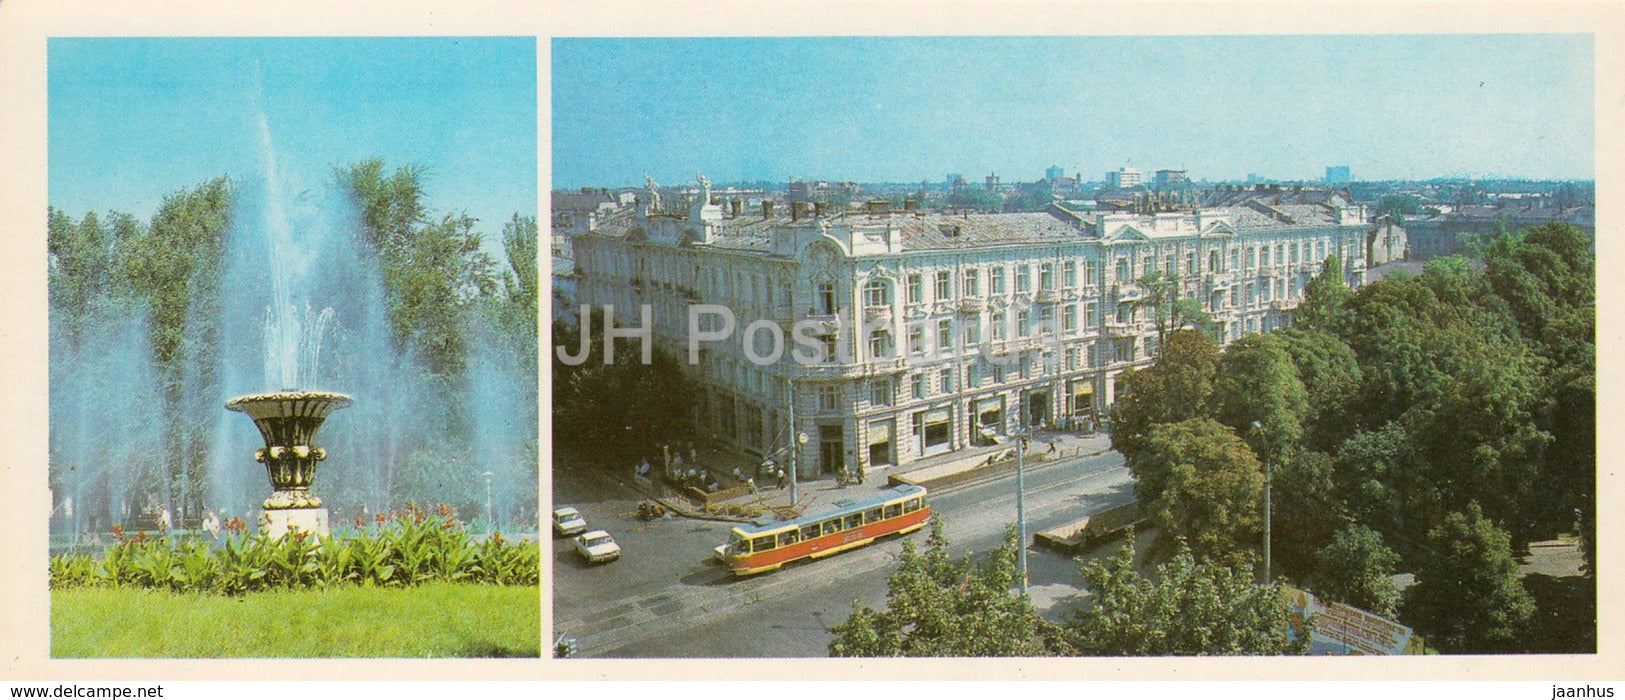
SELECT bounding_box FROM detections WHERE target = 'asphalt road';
[552,449,1135,658]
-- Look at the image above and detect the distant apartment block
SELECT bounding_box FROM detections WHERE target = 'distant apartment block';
[570,177,1374,478]
[1154,169,1189,188]
[1105,167,1142,189]
[1324,166,1352,184]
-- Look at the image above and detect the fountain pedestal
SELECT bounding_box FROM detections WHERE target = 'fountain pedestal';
[226,390,352,538]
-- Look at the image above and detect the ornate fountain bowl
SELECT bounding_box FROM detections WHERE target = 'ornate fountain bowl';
[226,390,353,510]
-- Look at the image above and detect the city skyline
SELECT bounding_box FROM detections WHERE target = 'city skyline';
[552,35,1594,189]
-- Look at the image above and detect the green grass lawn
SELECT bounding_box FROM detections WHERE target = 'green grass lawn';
[52,583,540,658]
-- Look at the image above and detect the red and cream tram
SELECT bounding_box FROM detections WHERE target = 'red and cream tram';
[713,483,931,576]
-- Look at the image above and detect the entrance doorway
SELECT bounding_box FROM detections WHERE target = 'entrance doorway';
[819,424,845,476]
[1028,391,1049,429]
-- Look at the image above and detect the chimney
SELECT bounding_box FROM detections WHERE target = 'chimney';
[867,200,890,216]
[731,199,743,217]
[791,201,804,221]
[763,200,776,219]
[814,201,828,218]
[904,199,919,212]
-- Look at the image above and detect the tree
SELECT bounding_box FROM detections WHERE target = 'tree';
[1273,327,1361,454]
[1312,523,1401,619]
[828,521,1047,657]
[1293,255,1354,335]
[1271,449,1342,581]
[1210,333,1308,459]
[1132,418,1263,568]
[1062,538,1308,656]
[1402,503,1535,653]
[1108,328,1219,460]
[1130,270,1213,352]
[552,306,693,469]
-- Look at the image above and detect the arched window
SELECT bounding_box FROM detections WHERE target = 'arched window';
[864,278,892,307]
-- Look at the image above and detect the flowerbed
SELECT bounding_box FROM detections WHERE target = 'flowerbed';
[50,503,539,593]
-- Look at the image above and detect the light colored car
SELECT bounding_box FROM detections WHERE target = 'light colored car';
[552,507,587,536]
[574,530,622,563]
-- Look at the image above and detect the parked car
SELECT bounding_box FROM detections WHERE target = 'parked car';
[552,506,587,536]
[574,530,621,563]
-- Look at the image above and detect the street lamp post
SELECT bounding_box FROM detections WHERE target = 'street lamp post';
[1251,421,1272,583]
[1012,426,1030,595]
[483,471,495,534]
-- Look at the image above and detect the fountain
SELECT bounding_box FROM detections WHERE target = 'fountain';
[226,390,352,538]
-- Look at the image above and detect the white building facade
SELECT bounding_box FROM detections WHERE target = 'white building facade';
[570,182,1371,478]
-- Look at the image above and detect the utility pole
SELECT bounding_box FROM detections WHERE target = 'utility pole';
[787,377,802,511]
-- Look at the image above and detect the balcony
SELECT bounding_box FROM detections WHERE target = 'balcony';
[864,305,893,325]
[1035,288,1061,303]
[959,297,984,314]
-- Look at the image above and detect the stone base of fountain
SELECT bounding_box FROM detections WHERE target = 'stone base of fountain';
[260,507,330,540]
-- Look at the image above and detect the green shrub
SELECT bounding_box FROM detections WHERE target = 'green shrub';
[50,504,539,595]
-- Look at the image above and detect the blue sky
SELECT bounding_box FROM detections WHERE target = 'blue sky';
[552,35,1593,188]
[49,37,537,251]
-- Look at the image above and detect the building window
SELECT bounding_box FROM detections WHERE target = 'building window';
[965,314,981,346]
[819,385,839,412]
[870,329,893,358]
[818,281,838,315]
[908,325,925,356]
[1276,244,1285,266]
[865,278,891,307]
[817,334,838,363]
[1066,346,1080,370]
[990,267,1006,295]
[1231,248,1240,271]
[1230,286,1240,308]
[1016,265,1031,293]
[1064,260,1077,287]
[1186,251,1197,275]
[967,364,979,387]
[935,270,951,299]
[907,273,923,304]
[1261,246,1270,267]
[938,319,953,352]
[939,368,953,394]
[992,311,1007,341]
[1209,250,1220,273]
[1291,242,1300,264]
[911,373,926,400]
[993,364,1005,384]
[964,268,980,296]
[1018,310,1031,338]
[1316,240,1326,261]
[870,378,893,407]
[1039,263,1054,291]
[1084,302,1097,329]
[1063,305,1078,333]
[1115,258,1130,282]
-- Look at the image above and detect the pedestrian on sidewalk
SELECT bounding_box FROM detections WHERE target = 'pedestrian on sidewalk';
[775,468,787,489]
[747,477,757,494]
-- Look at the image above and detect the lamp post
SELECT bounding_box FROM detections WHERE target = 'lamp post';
[1011,426,1030,595]
[483,470,495,534]
[1251,420,1272,583]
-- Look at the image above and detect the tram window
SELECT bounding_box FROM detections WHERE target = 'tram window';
[801,524,821,540]
[778,531,800,547]
[844,513,864,529]
[884,504,902,519]
[822,520,841,536]
[904,498,922,512]
[752,536,777,553]
[865,508,884,523]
